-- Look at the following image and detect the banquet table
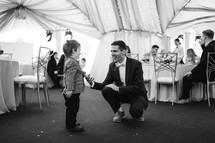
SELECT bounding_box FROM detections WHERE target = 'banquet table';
[19,64,34,75]
[142,63,214,102]
[0,59,19,114]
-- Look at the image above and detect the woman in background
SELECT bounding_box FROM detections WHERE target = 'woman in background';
[47,51,60,88]
[57,54,65,75]
[186,48,200,65]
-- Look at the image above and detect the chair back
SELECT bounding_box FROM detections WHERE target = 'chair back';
[206,52,215,82]
[36,47,51,84]
[153,53,178,80]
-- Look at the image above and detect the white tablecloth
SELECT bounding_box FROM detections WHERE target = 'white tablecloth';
[0,59,19,114]
[19,64,34,75]
[142,64,212,102]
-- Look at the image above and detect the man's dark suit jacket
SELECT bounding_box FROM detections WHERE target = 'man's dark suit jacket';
[93,57,148,110]
[191,40,215,81]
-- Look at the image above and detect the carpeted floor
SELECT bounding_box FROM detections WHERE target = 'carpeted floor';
[0,87,215,143]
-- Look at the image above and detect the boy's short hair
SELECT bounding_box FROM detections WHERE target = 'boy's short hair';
[63,40,80,58]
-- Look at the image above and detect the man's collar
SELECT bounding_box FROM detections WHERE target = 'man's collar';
[205,40,213,47]
[115,57,127,67]
[120,56,126,65]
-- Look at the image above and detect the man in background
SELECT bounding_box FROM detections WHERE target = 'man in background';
[178,29,215,104]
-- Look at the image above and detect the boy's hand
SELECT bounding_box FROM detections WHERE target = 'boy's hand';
[65,91,73,98]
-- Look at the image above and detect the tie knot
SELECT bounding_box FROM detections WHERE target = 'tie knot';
[115,63,125,68]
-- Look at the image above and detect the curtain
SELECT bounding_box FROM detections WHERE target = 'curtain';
[157,0,215,37]
[0,0,101,38]
[71,0,162,35]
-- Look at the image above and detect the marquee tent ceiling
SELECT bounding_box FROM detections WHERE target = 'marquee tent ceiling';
[0,0,214,38]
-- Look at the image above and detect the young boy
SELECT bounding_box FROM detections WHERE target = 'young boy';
[62,40,85,132]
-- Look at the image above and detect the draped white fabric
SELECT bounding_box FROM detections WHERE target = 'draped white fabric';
[156,0,188,32]
[0,0,101,38]
[159,0,215,36]
[0,0,215,38]
[71,0,162,34]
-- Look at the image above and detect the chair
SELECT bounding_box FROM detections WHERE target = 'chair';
[205,52,215,107]
[153,53,179,105]
[14,46,50,110]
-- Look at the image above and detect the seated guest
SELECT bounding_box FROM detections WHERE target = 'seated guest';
[57,54,66,75]
[178,29,215,104]
[144,45,159,57]
[186,48,200,65]
[143,45,159,63]
[57,54,66,87]
[47,51,61,88]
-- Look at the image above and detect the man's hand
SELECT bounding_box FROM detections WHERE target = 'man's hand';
[185,71,192,77]
[65,91,73,98]
[85,74,94,86]
[105,83,119,92]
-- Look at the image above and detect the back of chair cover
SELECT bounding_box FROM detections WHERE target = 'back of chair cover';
[36,47,51,86]
[153,53,178,78]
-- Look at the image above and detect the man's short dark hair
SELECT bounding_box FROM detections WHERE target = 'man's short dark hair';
[203,29,214,39]
[152,45,159,49]
[111,40,126,51]
[126,46,131,53]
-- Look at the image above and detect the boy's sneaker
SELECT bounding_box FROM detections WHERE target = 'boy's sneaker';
[67,123,84,132]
